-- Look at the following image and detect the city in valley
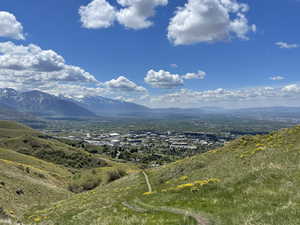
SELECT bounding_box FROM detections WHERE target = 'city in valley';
[43,117,281,166]
[57,129,230,166]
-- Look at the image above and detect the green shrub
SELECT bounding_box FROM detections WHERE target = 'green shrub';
[106,169,127,183]
[68,176,102,193]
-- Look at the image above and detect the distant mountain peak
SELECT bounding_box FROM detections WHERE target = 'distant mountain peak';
[0,88,150,117]
[71,95,149,116]
[0,88,18,97]
[0,88,95,117]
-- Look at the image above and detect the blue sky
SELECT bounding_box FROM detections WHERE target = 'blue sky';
[0,0,299,108]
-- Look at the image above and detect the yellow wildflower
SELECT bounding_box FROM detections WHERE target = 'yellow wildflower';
[179,176,188,181]
[176,183,194,189]
[33,216,42,222]
[143,191,155,195]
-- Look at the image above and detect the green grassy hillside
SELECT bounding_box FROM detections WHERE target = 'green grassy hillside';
[0,147,71,181]
[0,121,33,130]
[24,126,300,225]
[0,120,40,139]
[0,135,109,169]
[0,148,138,223]
[0,121,113,170]
[0,121,139,224]
[0,121,112,169]
[0,148,72,223]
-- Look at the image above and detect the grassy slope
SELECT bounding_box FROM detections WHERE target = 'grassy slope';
[0,148,138,224]
[0,147,71,182]
[0,120,40,139]
[0,122,72,223]
[0,135,109,169]
[25,126,300,225]
[0,121,141,224]
[0,121,114,170]
[0,121,36,130]
[0,148,72,222]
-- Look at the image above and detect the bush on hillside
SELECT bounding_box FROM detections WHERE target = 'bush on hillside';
[68,176,102,193]
[107,169,127,183]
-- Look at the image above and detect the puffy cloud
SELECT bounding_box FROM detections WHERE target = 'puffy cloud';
[0,42,97,83]
[105,76,147,93]
[144,69,206,88]
[270,76,285,81]
[182,70,206,80]
[116,0,168,29]
[0,41,108,99]
[0,42,65,72]
[275,42,299,49]
[79,0,117,29]
[167,0,255,45]
[144,69,184,88]
[0,11,25,40]
[281,84,300,93]
[0,42,149,100]
[79,0,167,30]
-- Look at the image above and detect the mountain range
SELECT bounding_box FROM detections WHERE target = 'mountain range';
[0,88,153,118]
[1,88,300,120]
[0,102,36,120]
[72,95,149,116]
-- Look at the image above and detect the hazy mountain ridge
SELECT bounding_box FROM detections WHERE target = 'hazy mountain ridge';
[0,88,151,118]
[72,95,150,116]
[2,88,300,120]
[0,88,96,117]
[0,102,33,120]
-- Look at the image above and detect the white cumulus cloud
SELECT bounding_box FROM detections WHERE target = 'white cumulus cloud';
[79,0,168,30]
[167,0,255,45]
[0,42,149,99]
[182,70,206,80]
[145,69,206,88]
[281,84,300,93]
[116,0,168,29]
[79,0,117,29]
[275,42,299,49]
[0,42,65,72]
[145,69,184,88]
[0,11,25,40]
[105,76,147,93]
[0,41,108,98]
[0,42,97,83]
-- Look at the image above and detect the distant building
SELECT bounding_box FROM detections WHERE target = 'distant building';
[128,139,142,143]
[111,139,121,146]
[110,133,120,137]
[170,143,197,150]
